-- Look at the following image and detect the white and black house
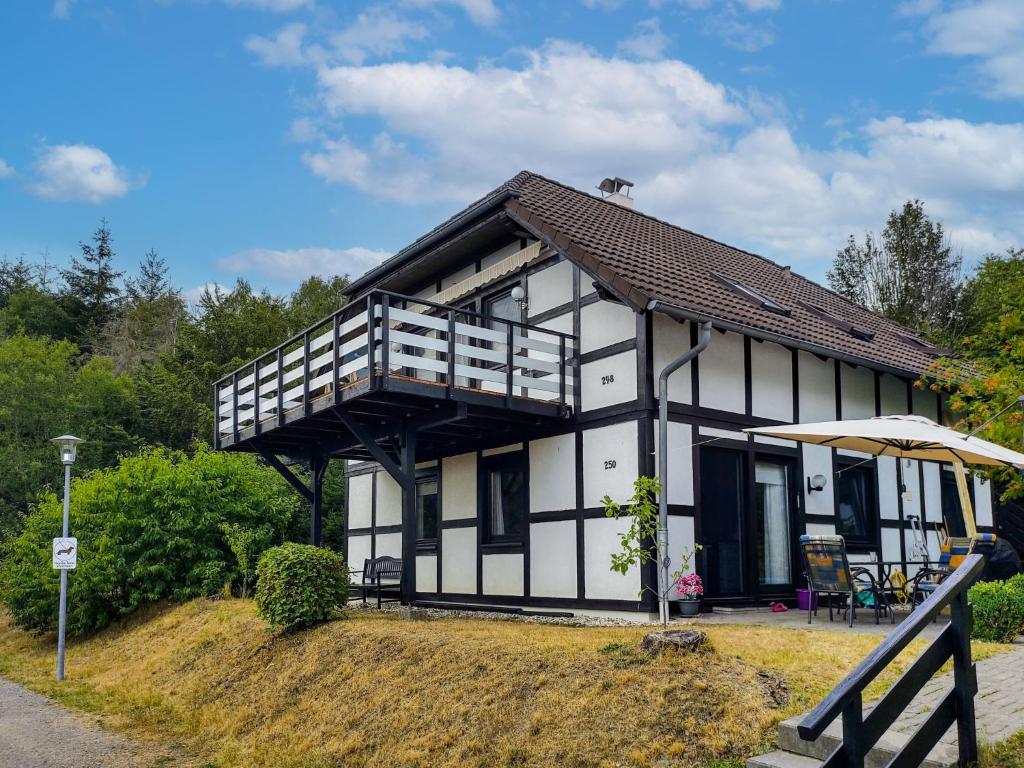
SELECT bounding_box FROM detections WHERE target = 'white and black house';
[214,171,1000,619]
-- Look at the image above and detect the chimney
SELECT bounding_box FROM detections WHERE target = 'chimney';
[597,176,634,209]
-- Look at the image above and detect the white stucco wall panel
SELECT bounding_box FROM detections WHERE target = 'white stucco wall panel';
[527,259,573,317]
[750,340,793,422]
[651,314,692,405]
[583,421,640,507]
[442,453,477,520]
[580,300,635,354]
[347,535,372,581]
[698,330,745,414]
[652,421,693,506]
[880,375,909,416]
[416,555,438,593]
[798,352,835,422]
[841,364,875,419]
[975,476,994,527]
[375,532,402,559]
[581,351,638,411]
[584,517,641,601]
[666,515,696,599]
[922,463,943,524]
[482,554,525,596]
[878,457,900,521]
[347,473,373,529]
[441,527,477,594]
[530,520,577,598]
[375,472,402,527]
[802,444,835,518]
[529,433,576,513]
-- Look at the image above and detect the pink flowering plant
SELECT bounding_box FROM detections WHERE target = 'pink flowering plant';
[675,572,704,600]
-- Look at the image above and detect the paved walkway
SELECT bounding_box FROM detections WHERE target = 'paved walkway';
[753,644,1024,767]
[0,678,180,768]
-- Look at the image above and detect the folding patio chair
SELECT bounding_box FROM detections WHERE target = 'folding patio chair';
[799,534,892,627]
[911,533,996,606]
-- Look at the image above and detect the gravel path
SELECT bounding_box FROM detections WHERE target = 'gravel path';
[0,678,169,768]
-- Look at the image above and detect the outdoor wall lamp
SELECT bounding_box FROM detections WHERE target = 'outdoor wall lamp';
[510,284,529,311]
[807,474,828,493]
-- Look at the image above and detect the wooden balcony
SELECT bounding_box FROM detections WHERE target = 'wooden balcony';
[214,290,576,460]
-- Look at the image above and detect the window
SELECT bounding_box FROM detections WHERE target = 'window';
[835,460,878,549]
[482,453,528,544]
[795,300,875,342]
[713,274,790,316]
[416,474,439,542]
[755,460,792,586]
[484,289,520,328]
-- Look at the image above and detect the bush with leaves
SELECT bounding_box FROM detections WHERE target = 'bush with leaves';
[969,574,1024,644]
[0,446,301,636]
[222,522,275,598]
[255,543,349,630]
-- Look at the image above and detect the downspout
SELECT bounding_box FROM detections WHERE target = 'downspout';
[651,300,713,626]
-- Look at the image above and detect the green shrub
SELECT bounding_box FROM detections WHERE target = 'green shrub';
[254,543,349,630]
[0,446,301,636]
[969,575,1024,643]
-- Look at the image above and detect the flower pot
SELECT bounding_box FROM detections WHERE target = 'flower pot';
[676,598,701,617]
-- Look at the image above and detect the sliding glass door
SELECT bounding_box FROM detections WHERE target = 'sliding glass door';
[754,459,793,588]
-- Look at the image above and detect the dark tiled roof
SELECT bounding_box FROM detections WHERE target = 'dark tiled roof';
[503,171,939,377]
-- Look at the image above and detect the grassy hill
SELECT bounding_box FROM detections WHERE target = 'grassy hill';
[0,601,947,768]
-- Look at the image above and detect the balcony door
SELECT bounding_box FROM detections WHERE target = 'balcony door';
[700,447,797,601]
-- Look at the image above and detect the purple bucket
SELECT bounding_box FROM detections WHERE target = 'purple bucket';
[797,589,818,611]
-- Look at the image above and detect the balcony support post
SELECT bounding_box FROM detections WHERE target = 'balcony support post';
[399,423,418,605]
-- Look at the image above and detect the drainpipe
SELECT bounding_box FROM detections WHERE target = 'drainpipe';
[652,304,713,626]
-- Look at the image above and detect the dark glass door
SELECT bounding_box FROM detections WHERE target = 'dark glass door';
[700,447,746,597]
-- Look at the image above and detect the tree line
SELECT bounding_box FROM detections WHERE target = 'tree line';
[828,200,1024,499]
[0,221,347,549]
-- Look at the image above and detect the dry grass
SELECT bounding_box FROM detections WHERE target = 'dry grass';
[0,602,1008,768]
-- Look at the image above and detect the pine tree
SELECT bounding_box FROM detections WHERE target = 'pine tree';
[828,200,965,343]
[61,219,124,343]
[126,249,175,302]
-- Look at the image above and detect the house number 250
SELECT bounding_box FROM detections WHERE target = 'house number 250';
[601,374,615,385]
[604,459,617,470]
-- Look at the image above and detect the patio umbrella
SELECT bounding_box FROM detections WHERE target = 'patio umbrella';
[744,414,1024,537]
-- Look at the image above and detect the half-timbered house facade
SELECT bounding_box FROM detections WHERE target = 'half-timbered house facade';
[215,171,996,618]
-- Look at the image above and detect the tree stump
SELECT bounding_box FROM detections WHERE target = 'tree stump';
[640,629,708,657]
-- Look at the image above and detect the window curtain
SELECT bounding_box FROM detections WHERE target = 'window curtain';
[489,470,505,537]
[756,462,790,585]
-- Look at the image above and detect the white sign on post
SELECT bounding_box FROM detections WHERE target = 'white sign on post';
[52,537,77,570]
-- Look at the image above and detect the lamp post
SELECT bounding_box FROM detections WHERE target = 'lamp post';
[50,435,82,682]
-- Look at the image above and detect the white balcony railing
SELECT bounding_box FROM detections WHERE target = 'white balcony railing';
[215,290,576,444]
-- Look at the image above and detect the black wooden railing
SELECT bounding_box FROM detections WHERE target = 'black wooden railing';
[798,553,986,768]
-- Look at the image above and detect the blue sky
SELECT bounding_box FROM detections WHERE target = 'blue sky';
[2,0,1023,300]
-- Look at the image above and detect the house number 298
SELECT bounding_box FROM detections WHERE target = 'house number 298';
[601,374,615,385]
[604,459,617,470]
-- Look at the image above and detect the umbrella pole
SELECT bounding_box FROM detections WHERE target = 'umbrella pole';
[951,459,978,539]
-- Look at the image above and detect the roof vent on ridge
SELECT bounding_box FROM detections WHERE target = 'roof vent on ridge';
[597,176,634,209]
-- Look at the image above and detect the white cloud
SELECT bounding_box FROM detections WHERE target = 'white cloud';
[52,0,74,19]
[288,41,1024,271]
[307,42,746,201]
[186,282,228,308]
[224,0,312,12]
[916,0,1024,98]
[0,159,13,179]
[218,246,391,282]
[618,17,671,60]
[402,0,500,27]
[30,144,141,204]
[330,8,430,65]
[246,22,314,67]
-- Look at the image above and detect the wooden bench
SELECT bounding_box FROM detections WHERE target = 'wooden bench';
[350,556,403,608]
